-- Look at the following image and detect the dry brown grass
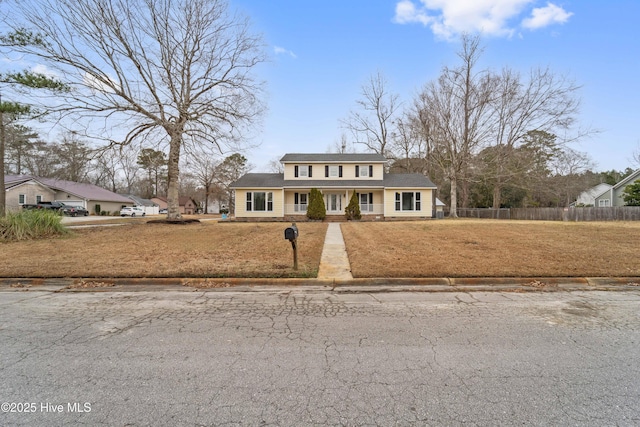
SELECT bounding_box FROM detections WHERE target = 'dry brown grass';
[341,219,640,278]
[0,221,327,278]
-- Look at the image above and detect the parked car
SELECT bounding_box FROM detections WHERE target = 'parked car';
[22,201,68,212]
[119,207,146,217]
[159,208,168,214]
[61,205,89,217]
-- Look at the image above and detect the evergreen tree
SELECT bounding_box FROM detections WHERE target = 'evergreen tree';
[345,190,361,220]
[306,188,326,220]
[622,181,640,206]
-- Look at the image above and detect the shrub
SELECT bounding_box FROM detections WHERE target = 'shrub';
[345,190,361,220]
[0,210,69,242]
[306,188,326,220]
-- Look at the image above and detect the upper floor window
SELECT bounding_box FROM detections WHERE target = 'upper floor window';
[325,165,343,178]
[295,165,312,177]
[355,165,373,178]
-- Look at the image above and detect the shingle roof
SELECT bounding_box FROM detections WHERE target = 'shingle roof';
[230,173,437,189]
[4,175,133,203]
[280,153,387,163]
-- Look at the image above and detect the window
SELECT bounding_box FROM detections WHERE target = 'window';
[19,194,26,204]
[246,192,273,211]
[395,192,421,211]
[36,195,43,203]
[599,199,611,207]
[355,165,373,177]
[294,165,312,177]
[329,165,339,177]
[325,165,342,177]
[358,193,373,212]
[294,193,308,212]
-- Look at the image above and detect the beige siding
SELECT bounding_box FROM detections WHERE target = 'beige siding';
[234,189,284,218]
[283,163,385,181]
[5,182,55,212]
[384,189,434,218]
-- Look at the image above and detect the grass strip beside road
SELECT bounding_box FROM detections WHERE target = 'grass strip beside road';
[0,221,327,278]
[341,219,640,278]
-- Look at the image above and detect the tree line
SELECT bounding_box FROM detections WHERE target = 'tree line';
[341,35,638,215]
[2,121,250,213]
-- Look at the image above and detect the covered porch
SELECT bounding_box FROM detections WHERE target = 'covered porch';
[283,188,384,217]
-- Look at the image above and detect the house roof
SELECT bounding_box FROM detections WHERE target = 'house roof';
[593,168,640,199]
[230,173,437,189]
[280,153,387,163]
[123,194,159,207]
[4,175,132,203]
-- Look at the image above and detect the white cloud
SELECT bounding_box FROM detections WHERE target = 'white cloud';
[393,0,572,39]
[274,46,297,59]
[31,64,60,79]
[522,3,573,29]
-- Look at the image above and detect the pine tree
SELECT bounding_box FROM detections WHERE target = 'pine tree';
[306,188,326,220]
[345,190,361,220]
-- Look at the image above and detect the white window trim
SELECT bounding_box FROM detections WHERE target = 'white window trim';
[359,166,369,177]
[246,191,274,212]
[395,191,422,211]
[19,194,26,204]
[329,165,339,177]
[299,165,309,177]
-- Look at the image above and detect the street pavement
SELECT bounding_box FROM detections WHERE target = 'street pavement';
[1,288,639,426]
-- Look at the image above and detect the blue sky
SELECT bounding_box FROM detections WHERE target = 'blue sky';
[233,0,640,173]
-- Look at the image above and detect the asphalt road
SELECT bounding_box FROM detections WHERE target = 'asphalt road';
[1,289,639,426]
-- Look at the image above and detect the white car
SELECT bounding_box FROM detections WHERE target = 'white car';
[120,207,146,217]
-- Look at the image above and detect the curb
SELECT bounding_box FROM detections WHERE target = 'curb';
[1,277,639,293]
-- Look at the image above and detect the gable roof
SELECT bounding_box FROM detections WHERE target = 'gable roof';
[280,153,387,163]
[594,168,640,199]
[4,175,132,203]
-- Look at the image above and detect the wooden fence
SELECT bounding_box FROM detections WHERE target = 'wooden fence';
[456,207,640,221]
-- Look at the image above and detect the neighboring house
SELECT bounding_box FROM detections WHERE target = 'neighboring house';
[571,183,613,207]
[230,153,438,221]
[123,194,160,215]
[4,175,133,214]
[151,196,199,214]
[594,168,640,207]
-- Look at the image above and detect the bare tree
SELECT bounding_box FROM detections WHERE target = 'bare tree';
[8,0,265,219]
[186,150,219,214]
[413,35,496,217]
[341,71,400,157]
[484,67,583,208]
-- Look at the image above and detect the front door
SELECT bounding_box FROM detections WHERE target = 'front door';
[325,193,342,214]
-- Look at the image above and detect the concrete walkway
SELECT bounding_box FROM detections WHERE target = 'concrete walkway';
[317,223,353,280]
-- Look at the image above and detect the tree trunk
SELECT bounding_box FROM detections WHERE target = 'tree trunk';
[449,175,458,218]
[0,108,5,217]
[166,132,182,220]
[492,182,502,209]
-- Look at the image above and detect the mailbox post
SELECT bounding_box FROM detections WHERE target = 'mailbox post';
[284,223,299,270]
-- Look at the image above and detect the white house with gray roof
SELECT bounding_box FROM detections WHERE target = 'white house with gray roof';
[230,153,438,220]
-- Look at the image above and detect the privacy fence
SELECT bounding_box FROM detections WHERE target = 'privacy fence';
[455,207,640,221]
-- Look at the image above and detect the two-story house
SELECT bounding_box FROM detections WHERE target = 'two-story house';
[230,153,438,220]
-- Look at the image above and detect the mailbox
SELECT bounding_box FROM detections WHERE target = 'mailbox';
[284,224,298,241]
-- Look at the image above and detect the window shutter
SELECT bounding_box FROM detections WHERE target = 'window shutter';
[369,193,373,203]
[325,165,329,177]
[339,166,343,177]
[294,165,299,177]
[355,165,359,177]
[309,165,313,177]
[294,193,299,204]
[369,165,373,177]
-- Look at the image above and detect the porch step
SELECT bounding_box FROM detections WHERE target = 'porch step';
[324,215,346,222]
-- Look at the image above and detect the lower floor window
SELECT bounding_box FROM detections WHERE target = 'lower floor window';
[246,191,273,211]
[19,194,26,204]
[395,192,421,211]
[598,199,610,207]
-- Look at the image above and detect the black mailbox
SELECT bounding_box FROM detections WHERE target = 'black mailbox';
[284,224,298,241]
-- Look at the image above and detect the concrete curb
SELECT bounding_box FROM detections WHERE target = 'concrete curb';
[1,276,639,293]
